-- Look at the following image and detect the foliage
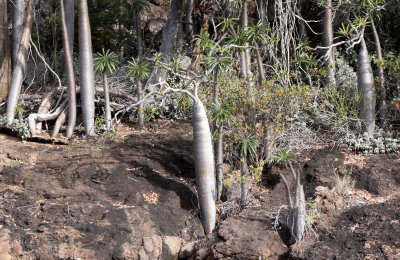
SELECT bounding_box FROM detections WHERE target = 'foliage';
[126,58,150,80]
[344,129,400,153]
[271,147,295,165]
[234,132,259,158]
[94,49,119,75]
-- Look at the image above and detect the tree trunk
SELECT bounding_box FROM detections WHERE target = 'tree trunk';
[193,97,216,235]
[241,157,249,207]
[243,1,252,78]
[103,72,111,130]
[64,0,74,55]
[213,74,223,201]
[61,0,76,139]
[257,0,266,22]
[136,77,144,126]
[254,41,266,85]
[185,0,194,43]
[6,0,33,125]
[12,0,24,69]
[79,0,95,136]
[371,20,386,129]
[215,124,223,201]
[358,37,376,138]
[323,0,336,88]
[146,0,184,89]
[0,0,11,101]
[134,8,143,58]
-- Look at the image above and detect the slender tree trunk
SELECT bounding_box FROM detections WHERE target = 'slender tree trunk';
[146,0,184,89]
[61,0,76,139]
[358,37,376,138]
[134,7,144,127]
[254,41,266,85]
[213,75,223,201]
[12,0,24,69]
[79,0,95,136]
[6,0,33,125]
[371,20,386,129]
[136,77,144,126]
[103,72,111,130]
[243,1,252,78]
[241,157,249,207]
[257,0,266,22]
[324,0,336,87]
[134,8,143,58]
[215,124,223,201]
[64,0,74,55]
[185,0,194,43]
[0,0,11,101]
[193,97,216,235]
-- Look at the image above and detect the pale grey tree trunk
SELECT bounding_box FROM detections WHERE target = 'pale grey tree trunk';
[136,78,144,126]
[12,0,24,69]
[103,72,111,130]
[146,0,184,89]
[0,0,11,101]
[257,0,266,22]
[6,0,33,125]
[61,0,76,139]
[242,1,252,78]
[254,40,265,85]
[64,0,74,55]
[213,75,223,201]
[241,158,249,207]
[193,97,216,235]
[371,20,386,129]
[358,37,376,138]
[323,0,336,88]
[79,0,95,136]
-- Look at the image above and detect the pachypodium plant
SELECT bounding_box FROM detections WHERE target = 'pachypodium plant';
[234,132,259,207]
[126,57,149,126]
[94,48,118,131]
[211,101,235,201]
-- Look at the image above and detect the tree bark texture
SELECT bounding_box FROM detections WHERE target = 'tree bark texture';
[0,0,11,101]
[103,72,111,130]
[134,8,143,58]
[215,125,223,201]
[12,0,24,68]
[242,1,252,78]
[64,0,74,55]
[254,41,266,85]
[146,0,184,89]
[79,0,96,136]
[358,37,376,138]
[240,158,249,207]
[6,0,33,125]
[61,0,76,138]
[323,0,336,87]
[371,20,387,129]
[185,0,194,43]
[193,98,216,235]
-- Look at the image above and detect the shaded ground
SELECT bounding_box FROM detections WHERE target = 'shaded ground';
[0,120,399,259]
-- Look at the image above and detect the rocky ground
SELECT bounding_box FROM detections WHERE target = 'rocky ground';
[0,120,399,259]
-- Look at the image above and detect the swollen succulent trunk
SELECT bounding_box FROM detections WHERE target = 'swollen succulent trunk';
[358,38,376,138]
[6,0,33,125]
[240,158,249,207]
[280,163,305,244]
[193,98,216,235]
[79,0,96,136]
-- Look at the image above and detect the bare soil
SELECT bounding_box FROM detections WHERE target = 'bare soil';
[0,120,399,259]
